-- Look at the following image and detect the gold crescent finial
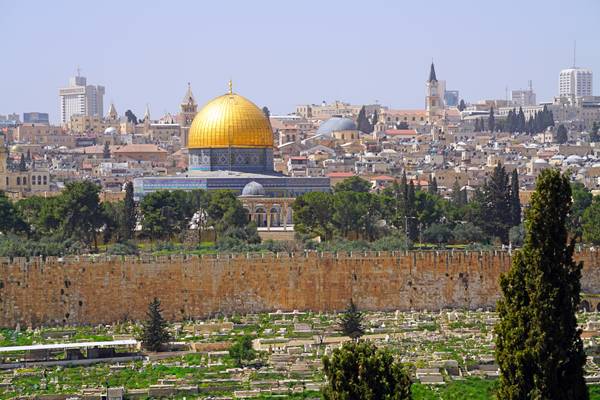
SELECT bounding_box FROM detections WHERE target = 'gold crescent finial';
[228,79,233,94]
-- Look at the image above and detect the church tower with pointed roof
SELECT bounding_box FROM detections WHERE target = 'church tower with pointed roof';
[178,82,198,147]
[426,62,442,123]
[106,102,118,121]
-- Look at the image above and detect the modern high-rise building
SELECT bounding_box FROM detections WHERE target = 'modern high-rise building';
[559,68,593,98]
[59,73,105,124]
[512,81,537,107]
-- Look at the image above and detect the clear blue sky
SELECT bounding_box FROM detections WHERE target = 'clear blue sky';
[1,0,598,123]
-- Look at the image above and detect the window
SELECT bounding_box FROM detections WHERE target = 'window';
[16,177,21,185]
[43,176,47,185]
[23,177,27,185]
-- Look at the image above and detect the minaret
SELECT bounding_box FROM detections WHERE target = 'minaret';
[426,62,442,123]
[0,134,7,191]
[179,83,198,147]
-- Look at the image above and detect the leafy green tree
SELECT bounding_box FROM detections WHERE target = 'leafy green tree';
[322,341,412,400]
[495,169,588,400]
[0,192,27,234]
[452,222,485,244]
[582,197,600,245]
[140,297,171,352]
[58,181,105,249]
[338,299,365,340]
[414,190,443,229]
[333,176,371,193]
[422,223,453,245]
[405,181,418,241]
[140,191,178,240]
[16,196,62,237]
[333,191,381,240]
[556,124,568,144]
[509,169,521,227]
[206,190,249,235]
[122,182,136,240]
[101,200,124,244]
[125,109,138,124]
[229,335,256,367]
[450,179,466,207]
[292,191,334,239]
[569,182,593,239]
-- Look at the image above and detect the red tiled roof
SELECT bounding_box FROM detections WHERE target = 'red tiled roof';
[385,129,418,136]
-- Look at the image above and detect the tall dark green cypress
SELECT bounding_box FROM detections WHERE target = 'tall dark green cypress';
[509,169,521,227]
[496,169,588,399]
[140,297,172,352]
[488,107,495,132]
[406,181,418,241]
[356,106,370,133]
[122,181,136,240]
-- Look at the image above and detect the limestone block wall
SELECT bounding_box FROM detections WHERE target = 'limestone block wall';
[0,250,598,327]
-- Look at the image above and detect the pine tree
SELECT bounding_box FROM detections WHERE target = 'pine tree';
[322,341,412,399]
[339,299,365,340]
[509,169,521,227]
[140,297,171,352]
[488,107,495,132]
[496,169,588,399]
[122,181,136,240]
[103,142,111,159]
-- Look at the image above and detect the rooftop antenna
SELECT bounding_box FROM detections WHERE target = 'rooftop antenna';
[573,40,577,68]
[528,80,533,91]
[76,66,81,77]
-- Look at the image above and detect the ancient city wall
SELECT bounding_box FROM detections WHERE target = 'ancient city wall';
[0,250,599,327]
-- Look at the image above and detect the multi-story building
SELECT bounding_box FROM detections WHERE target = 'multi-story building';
[512,81,536,106]
[59,73,105,124]
[295,101,383,120]
[23,112,49,124]
[559,68,593,98]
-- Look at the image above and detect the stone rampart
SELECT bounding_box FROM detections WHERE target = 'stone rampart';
[0,250,598,327]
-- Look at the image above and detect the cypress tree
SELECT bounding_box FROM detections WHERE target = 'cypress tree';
[496,169,588,399]
[556,124,568,144]
[509,169,521,227]
[517,107,526,133]
[591,122,600,143]
[482,164,511,243]
[451,179,464,207]
[428,174,438,195]
[338,299,365,340]
[474,118,480,132]
[371,109,378,129]
[122,181,136,240]
[488,107,495,132]
[140,297,171,352]
[356,106,371,133]
[103,142,111,159]
[406,181,418,241]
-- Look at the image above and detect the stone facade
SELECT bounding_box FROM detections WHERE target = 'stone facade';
[0,250,598,327]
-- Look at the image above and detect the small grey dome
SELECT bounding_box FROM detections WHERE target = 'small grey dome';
[241,181,265,196]
[316,117,357,137]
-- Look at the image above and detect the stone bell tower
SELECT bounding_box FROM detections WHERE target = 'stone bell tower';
[179,82,198,147]
[426,62,442,123]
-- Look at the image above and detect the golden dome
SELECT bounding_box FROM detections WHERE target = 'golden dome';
[188,89,273,149]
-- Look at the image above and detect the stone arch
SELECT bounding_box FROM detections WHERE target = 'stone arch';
[269,206,281,227]
[580,300,591,312]
[255,207,267,227]
[596,302,600,313]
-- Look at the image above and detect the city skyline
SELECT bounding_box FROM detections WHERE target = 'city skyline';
[1,0,599,122]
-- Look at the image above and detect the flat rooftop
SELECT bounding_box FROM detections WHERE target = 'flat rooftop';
[0,339,138,353]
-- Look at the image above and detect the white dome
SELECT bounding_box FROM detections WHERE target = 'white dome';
[104,127,117,135]
[241,181,265,196]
